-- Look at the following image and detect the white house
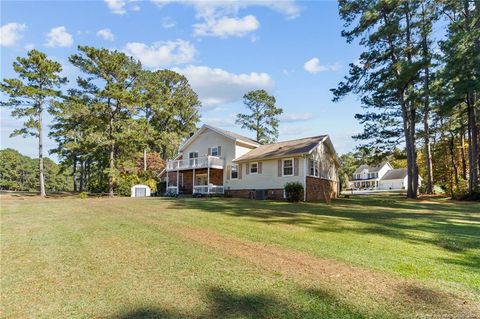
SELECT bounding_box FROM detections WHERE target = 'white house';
[349,162,421,190]
[162,124,340,201]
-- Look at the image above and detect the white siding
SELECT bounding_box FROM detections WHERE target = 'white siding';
[377,163,391,179]
[308,143,338,181]
[378,179,405,190]
[226,158,305,190]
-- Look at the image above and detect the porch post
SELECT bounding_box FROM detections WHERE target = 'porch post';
[207,157,210,194]
[193,167,195,194]
[176,169,179,194]
[166,170,169,190]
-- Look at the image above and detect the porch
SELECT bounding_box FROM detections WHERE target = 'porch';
[166,167,224,195]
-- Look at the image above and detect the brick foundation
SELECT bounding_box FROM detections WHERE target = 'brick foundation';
[306,176,338,201]
[226,188,284,200]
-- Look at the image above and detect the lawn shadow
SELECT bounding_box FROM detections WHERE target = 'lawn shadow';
[174,196,480,270]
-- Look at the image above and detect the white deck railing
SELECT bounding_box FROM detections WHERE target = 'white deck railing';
[193,185,224,195]
[166,156,224,171]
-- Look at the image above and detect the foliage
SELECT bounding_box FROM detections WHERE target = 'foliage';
[78,192,88,199]
[1,49,66,196]
[0,148,72,192]
[284,182,304,202]
[236,89,283,144]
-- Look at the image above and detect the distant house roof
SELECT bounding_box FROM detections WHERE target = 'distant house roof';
[179,124,259,151]
[233,135,328,162]
[380,168,408,180]
[354,161,389,174]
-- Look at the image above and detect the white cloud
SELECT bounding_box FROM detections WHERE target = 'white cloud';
[280,125,310,136]
[0,23,26,47]
[194,15,259,38]
[45,26,73,47]
[105,0,126,14]
[303,57,340,74]
[152,0,300,38]
[161,16,176,29]
[24,43,35,50]
[124,39,195,68]
[173,65,274,107]
[280,113,315,123]
[96,28,115,41]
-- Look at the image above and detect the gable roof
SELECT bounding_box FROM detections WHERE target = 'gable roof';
[233,135,328,162]
[354,161,389,174]
[380,168,407,180]
[179,124,259,151]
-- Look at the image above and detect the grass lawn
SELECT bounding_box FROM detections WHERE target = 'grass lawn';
[1,193,479,318]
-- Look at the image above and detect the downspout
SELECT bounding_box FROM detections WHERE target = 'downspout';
[304,157,307,202]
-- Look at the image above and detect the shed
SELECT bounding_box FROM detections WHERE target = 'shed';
[131,184,151,197]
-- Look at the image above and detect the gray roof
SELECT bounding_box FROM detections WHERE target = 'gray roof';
[233,135,327,162]
[354,161,388,174]
[380,168,408,180]
[212,126,260,146]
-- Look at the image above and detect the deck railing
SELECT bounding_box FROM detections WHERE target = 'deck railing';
[193,185,224,195]
[166,156,224,171]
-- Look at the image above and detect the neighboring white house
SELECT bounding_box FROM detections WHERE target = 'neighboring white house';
[349,162,421,190]
[161,124,340,201]
[131,184,151,197]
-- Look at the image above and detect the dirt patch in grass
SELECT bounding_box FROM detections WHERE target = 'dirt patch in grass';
[158,222,480,318]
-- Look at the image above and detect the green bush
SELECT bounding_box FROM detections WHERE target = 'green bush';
[78,192,88,199]
[284,182,304,202]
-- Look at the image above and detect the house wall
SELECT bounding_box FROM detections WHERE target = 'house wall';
[378,179,405,190]
[305,177,338,201]
[308,142,338,182]
[225,157,306,190]
[377,164,392,179]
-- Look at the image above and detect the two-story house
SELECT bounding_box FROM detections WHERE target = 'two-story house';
[349,162,422,190]
[163,124,339,201]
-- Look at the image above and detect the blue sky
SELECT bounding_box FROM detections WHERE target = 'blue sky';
[1,0,364,159]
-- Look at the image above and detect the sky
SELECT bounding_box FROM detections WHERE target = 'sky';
[1,0,365,160]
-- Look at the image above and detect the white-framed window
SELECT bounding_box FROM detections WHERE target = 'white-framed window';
[231,165,238,179]
[250,162,258,174]
[309,159,319,177]
[189,151,198,159]
[283,159,293,176]
[211,146,219,157]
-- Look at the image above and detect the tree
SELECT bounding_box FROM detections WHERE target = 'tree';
[1,50,66,196]
[332,0,429,198]
[69,46,142,196]
[236,89,283,144]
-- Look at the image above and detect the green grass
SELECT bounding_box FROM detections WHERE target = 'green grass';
[1,194,479,318]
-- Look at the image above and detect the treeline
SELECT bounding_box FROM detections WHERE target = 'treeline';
[333,0,480,199]
[1,47,201,196]
[0,149,72,192]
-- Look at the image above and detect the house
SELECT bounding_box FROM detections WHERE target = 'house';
[163,124,340,201]
[349,162,421,190]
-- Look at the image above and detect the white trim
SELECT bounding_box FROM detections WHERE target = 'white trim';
[303,157,307,201]
[282,158,294,176]
[307,159,319,177]
[230,164,239,180]
[210,146,219,157]
[249,162,259,174]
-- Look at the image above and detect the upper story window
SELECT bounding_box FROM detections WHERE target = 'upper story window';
[231,165,238,179]
[250,162,258,174]
[211,147,219,157]
[189,152,198,159]
[309,159,319,177]
[283,159,293,176]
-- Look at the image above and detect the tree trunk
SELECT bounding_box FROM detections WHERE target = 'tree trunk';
[143,148,147,171]
[73,155,77,192]
[108,113,115,197]
[79,159,84,192]
[449,133,459,190]
[38,107,46,197]
[460,122,467,180]
[467,94,479,193]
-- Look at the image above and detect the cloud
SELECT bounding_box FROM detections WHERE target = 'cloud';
[45,26,73,47]
[124,39,195,68]
[96,28,115,41]
[105,0,126,14]
[279,113,315,123]
[304,57,340,74]
[194,15,259,38]
[280,125,310,136]
[173,65,274,107]
[161,16,176,29]
[152,0,300,38]
[0,23,26,47]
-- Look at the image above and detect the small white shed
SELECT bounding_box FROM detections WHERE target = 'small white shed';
[131,184,151,197]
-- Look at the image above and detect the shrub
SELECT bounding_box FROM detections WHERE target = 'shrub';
[78,192,88,199]
[284,182,304,202]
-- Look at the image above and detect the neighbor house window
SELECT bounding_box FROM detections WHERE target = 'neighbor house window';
[283,159,293,176]
[231,165,238,179]
[309,159,319,177]
[211,147,219,157]
[250,162,258,174]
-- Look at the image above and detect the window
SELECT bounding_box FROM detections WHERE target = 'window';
[309,159,319,177]
[250,162,258,174]
[231,165,238,179]
[189,152,198,159]
[211,147,219,157]
[283,159,293,176]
